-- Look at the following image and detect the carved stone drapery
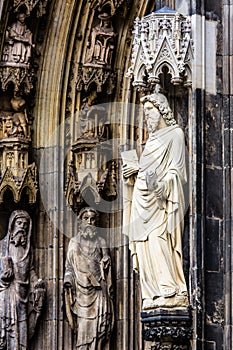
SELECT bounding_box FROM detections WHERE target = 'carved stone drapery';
[127,6,193,90]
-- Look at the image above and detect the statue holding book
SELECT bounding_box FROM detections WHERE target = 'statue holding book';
[122,89,189,309]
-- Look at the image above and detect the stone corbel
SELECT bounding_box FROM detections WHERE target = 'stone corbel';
[141,309,192,350]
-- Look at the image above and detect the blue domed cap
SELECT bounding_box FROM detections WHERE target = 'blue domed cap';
[154,6,176,14]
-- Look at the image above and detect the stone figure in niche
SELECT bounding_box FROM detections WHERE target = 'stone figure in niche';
[64,207,114,349]
[0,210,46,349]
[2,93,30,139]
[2,12,33,65]
[85,13,116,69]
[122,89,189,310]
[79,92,109,141]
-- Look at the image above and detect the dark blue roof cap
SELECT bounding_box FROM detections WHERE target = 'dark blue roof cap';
[154,6,176,14]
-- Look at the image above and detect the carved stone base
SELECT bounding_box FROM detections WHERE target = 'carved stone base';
[141,308,192,350]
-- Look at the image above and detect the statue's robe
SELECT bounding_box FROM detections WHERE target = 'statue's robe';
[9,21,32,63]
[125,125,188,300]
[64,235,114,349]
[0,211,38,350]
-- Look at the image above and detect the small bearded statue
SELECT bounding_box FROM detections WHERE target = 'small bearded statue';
[0,210,46,349]
[64,207,114,350]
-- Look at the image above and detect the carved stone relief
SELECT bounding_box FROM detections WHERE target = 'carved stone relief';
[13,0,48,17]
[1,12,33,67]
[0,0,42,204]
[64,207,114,349]
[0,11,36,94]
[77,12,117,95]
[88,0,125,16]
[0,210,46,349]
[65,101,117,210]
[142,308,192,350]
[0,93,38,204]
[127,6,194,90]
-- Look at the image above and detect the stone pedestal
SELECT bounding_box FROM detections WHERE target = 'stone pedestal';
[141,308,192,350]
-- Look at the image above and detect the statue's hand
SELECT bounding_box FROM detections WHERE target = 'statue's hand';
[154,181,165,199]
[100,256,111,281]
[1,268,14,282]
[101,256,111,269]
[32,280,46,313]
[122,163,139,178]
[132,254,139,272]
[64,281,73,291]
[33,278,45,290]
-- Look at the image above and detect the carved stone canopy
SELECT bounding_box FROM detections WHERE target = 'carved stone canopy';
[13,0,48,16]
[0,132,38,204]
[88,0,125,15]
[65,103,116,210]
[127,6,194,90]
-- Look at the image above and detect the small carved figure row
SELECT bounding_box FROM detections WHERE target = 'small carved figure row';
[0,94,30,140]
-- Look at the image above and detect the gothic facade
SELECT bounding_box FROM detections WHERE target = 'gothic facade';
[0,0,232,349]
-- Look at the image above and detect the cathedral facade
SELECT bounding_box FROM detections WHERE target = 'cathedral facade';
[0,0,232,349]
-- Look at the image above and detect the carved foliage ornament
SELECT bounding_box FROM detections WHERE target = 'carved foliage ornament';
[127,6,194,90]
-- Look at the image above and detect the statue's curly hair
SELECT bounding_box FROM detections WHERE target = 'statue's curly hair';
[78,207,99,222]
[140,92,176,126]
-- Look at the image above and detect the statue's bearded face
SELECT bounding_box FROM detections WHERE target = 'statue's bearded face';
[10,217,28,247]
[80,224,97,239]
[144,102,161,133]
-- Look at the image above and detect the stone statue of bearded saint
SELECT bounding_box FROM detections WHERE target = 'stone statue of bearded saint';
[122,90,189,310]
[64,207,114,350]
[0,210,46,349]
